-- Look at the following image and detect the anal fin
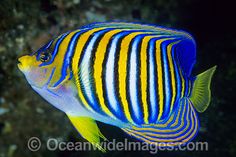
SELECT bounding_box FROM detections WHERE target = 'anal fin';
[122,98,199,146]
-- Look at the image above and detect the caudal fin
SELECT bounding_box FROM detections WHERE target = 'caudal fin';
[189,66,217,112]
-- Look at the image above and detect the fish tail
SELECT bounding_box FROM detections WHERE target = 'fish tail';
[189,66,217,112]
[122,98,199,146]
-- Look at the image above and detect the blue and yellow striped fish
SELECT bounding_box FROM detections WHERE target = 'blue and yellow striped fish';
[18,22,216,151]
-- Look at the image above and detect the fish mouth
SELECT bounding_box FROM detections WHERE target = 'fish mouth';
[17,61,23,71]
[17,56,29,72]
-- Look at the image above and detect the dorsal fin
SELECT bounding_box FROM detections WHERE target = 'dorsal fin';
[175,38,196,77]
[82,22,197,77]
[81,22,194,37]
[79,22,197,78]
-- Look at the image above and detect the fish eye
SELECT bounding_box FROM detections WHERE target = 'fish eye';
[40,51,51,62]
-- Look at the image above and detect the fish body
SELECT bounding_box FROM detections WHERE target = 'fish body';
[18,22,216,150]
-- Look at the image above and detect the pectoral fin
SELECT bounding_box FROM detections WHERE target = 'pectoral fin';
[67,115,106,152]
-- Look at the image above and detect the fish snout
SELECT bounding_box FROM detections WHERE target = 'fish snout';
[17,55,36,72]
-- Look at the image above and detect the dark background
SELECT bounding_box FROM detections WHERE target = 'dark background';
[0,0,235,157]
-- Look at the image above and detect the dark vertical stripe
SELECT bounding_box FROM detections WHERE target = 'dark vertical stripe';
[101,30,128,121]
[103,31,131,122]
[114,32,129,121]
[127,34,146,124]
[136,35,146,124]
[79,28,112,115]
[148,38,159,123]
[146,38,151,123]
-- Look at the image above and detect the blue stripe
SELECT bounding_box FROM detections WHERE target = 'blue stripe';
[39,32,70,67]
[45,67,56,86]
[171,43,181,113]
[184,75,189,97]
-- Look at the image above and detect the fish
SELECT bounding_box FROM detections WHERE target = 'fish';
[18,22,216,151]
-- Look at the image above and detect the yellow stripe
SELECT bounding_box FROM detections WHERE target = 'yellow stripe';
[179,65,185,97]
[124,110,192,142]
[140,36,156,123]
[93,29,122,118]
[49,30,79,86]
[170,99,186,127]
[188,80,191,96]
[122,100,198,145]
[123,101,194,141]
[134,99,186,132]
[166,41,180,113]
[72,27,106,112]
[155,39,169,121]
[119,32,144,124]
[143,97,183,128]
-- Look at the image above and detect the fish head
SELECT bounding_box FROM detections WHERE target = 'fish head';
[18,39,59,89]
[17,36,83,114]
